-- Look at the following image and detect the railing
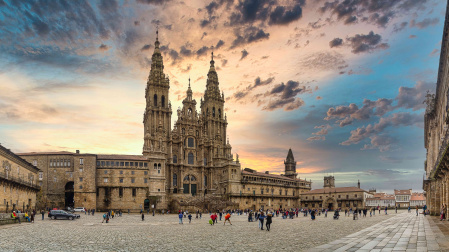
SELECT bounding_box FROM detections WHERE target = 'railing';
[0,171,40,190]
[228,193,298,198]
[241,179,311,188]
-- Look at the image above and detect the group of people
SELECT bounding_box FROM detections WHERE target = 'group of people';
[102,210,121,223]
[11,210,37,223]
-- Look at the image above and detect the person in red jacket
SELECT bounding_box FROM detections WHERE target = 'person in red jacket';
[210,213,217,225]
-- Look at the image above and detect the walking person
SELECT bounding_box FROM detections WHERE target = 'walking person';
[30,211,35,223]
[266,212,272,231]
[416,205,419,216]
[188,213,192,223]
[259,212,266,230]
[385,206,388,215]
[311,209,316,220]
[178,212,183,224]
[41,210,45,220]
[142,212,145,221]
[224,213,232,225]
[395,206,397,214]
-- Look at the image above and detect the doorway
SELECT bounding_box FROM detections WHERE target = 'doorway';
[65,182,74,208]
[144,199,150,210]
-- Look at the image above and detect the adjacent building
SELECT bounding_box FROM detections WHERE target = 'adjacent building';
[410,193,426,207]
[0,144,40,212]
[365,193,396,208]
[394,189,412,208]
[300,176,372,210]
[423,1,449,216]
[16,32,311,212]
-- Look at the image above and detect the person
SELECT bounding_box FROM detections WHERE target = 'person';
[92,209,95,216]
[440,204,446,221]
[219,212,222,221]
[353,208,358,220]
[385,206,388,215]
[30,211,35,223]
[102,213,107,223]
[153,210,155,216]
[41,210,45,220]
[179,212,183,224]
[416,205,419,216]
[224,213,232,225]
[423,205,427,216]
[188,213,192,223]
[142,212,145,221]
[11,211,21,224]
[311,210,316,220]
[24,212,30,222]
[111,210,115,219]
[88,209,90,215]
[210,213,216,225]
[378,206,381,215]
[259,212,266,230]
[408,206,411,213]
[395,206,397,214]
[266,212,272,231]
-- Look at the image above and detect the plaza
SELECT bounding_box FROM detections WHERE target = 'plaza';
[0,210,446,251]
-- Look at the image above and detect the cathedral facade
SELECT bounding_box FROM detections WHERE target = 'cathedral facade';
[15,34,311,212]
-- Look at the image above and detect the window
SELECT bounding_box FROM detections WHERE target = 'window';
[131,171,135,175]
[39,172,43,180]
[39,182,42,187]
[79,177,83,182]
[64,160,67,166]
[285,190,288,195]
[354,194,357,198]
[173,174,177,186]
[213,107,215,117]
[338,195,341,198]
[96,161,100,166]
[218,108,221,118]
[158,163,161,169]
[261,189,263,195]
[320,196,322,199]
[119,188,123,197]
[183,184,189,193]
[125,162,129,167]
[144,171,148,175]
[161,95,165,107]
[204,158,207,166]
[144,163,148,167]
[144,178,148,183]
[130,162,133,167]
[182,128,185,135]
[154,164,157,170]
[158,170,160,174]
[106,161,110,166]
[33,160,37,166]
[101,161,105,166]
[188,138,194,147]
[188,152,194,164]
[132,188,137,197]
[139,162,143,167]
[104,170,108,174]
[79,186,83,189]
[120,162,124,166]
[131,178,135,183]
[120,170,123,175]
[80,158,84,165]
[173,155,178,163]
[104,178,108,183]
[154,94,158,107]
[50,160,53,167]
[204,175,207,186]
[79,168,83,172]
[158,189,161,192]
[119,178,123,183]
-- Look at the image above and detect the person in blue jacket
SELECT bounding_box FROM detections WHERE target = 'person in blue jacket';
[259,212,266,230]
[179,212,183,224]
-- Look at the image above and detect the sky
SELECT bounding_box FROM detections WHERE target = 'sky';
[0,0,445,193]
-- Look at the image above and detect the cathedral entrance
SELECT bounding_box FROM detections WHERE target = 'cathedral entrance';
[144,199,150,210]
[65,182,74,208]
[328,203,334,210]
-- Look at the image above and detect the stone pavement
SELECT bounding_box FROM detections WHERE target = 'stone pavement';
[0,210,445,251]
[309,212,449,252]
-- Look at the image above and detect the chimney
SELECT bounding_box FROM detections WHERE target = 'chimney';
[76,150,80,154]
[357,179,360,189]
[265,171,269,174]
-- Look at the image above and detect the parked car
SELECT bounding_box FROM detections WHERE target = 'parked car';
[74,207,86,212]
[66,207,74,213]
[48,210,80,220]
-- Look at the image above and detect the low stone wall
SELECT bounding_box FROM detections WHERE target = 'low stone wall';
[0,213,26,225]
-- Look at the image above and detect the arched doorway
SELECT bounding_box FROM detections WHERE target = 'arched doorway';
[144,199,150,210]
[325,197,337,210]
[65,182,74,208]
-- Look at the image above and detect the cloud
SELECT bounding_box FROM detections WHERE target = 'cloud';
[137,0,169,5]
[393,21,408,33]
[232,76,274,101]
[409,35,416,39]
[268,4,303,25]
[231,27,270,48]
[240,49,249,60]
[313,124,332,136]
[307,136,325,141]
[141,44,152,51]
[300,51,347,71]
[429,49,439,56]
[396,81,435,111]
[316,96,322,100]
[329,38,343,48]
[216,40,225,49]
[99,44,109,51]
[221,59,228,67]
[263,97,305,111]
[346,31,389,54]
[410,18,439,29]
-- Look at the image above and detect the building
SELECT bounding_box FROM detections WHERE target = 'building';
[423,1,449,216]
[300,176,372,210]
[365,193,395,208]
[0,144,40,212]
[410,193,426,207]
[17,32,311,212]
[394,189,412,208]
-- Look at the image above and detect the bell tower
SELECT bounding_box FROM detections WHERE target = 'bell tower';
[284,148,297,179]
[143,30,172,157]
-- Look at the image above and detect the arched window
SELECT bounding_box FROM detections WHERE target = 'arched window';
[188,152,194,164]
[213,107,215,117]
[182,128,185,135]
[154,163,157,170]
[218,108,221,118]
[161,95,165,108]
[154,94,158,107]
[204,175,207,186]
[158,163,161,169]
[188,138,194,147]
[190,175,196,181]
[204,158,207,166]
[188,108,192,117]
[184,175,190,181]
[207,108,209,116]
[173,155,177,163]
[173,174,177,186]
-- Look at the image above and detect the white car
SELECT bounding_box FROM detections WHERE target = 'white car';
[74,207,86,212]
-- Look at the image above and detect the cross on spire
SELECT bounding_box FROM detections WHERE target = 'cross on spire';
[156,25,159,41]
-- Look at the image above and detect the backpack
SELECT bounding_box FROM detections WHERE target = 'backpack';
[103,214,106,218]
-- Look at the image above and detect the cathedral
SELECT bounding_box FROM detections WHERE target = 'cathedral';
[15,33,311,212]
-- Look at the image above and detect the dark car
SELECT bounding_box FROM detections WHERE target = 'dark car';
[48,210,80,220]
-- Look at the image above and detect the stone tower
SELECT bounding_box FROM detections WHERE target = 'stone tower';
[200,51,229,165]
[143,30,172,157]
[324,176,335,188]
[284,148,297,179]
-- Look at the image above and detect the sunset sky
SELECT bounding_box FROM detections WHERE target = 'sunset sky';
[0,0,445,192]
